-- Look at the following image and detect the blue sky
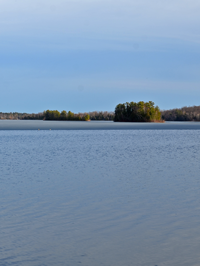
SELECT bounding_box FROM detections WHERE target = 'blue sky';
[0,0,200,113]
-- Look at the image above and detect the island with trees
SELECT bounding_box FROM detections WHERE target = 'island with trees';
[114,101,162,122]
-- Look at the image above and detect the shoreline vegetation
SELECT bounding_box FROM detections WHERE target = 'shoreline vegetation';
[161,105,200,121]
[1,103,200,122]
[0,110,114,121]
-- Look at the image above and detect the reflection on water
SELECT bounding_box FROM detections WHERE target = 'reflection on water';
[0,130,200,266]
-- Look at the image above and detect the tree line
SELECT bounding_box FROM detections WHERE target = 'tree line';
[42,110,114,121]
[2,104,200,122]
[114,101,162,122]
[0,111,114,121]
[0,112,44,120]
[161,106,200,121]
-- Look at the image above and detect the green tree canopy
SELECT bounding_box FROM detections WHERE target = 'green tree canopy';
[84,114,90,121]
[114,101,162,122]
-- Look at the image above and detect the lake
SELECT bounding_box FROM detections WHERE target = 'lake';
[1,120,200,130]
[1,126,200,265]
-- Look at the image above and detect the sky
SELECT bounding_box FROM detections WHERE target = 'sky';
[0,0,200,113]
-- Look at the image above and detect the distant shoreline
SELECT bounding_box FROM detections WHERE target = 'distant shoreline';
[1,104,200,122]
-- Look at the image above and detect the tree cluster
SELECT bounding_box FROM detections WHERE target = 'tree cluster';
[114,101,162,122]
[161,106,200,121]
[43,110,90,121]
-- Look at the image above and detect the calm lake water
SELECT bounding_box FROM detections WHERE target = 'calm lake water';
[1,129,200,266]
[1,120,200,130]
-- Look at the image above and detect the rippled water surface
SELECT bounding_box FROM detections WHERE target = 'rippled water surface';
[1,130,200,266]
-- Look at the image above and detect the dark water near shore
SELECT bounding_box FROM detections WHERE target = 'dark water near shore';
[1,130,200,266]
[1,120,200,130]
